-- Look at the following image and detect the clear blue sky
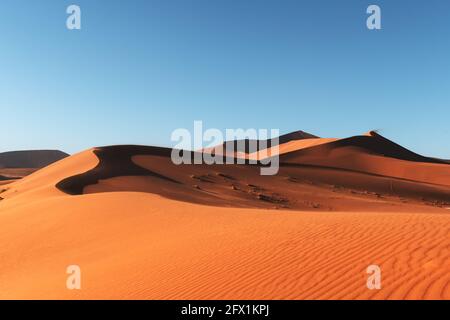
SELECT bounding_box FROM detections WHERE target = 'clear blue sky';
[1,0,449,158]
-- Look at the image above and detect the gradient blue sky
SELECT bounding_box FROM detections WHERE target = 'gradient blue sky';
[1,0,449,157]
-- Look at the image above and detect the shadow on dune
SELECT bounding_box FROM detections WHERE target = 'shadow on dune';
[56,146,182,195]
[215,130,318,153]
[336,132,448,163]
[56,144,267,196]
[281,131,448,164]
[54,132,449,209]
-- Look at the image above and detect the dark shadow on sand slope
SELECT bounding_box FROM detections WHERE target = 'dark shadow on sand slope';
[56,145,270,195]
[217,130,319,153]
[280,131,449,164]
[56,146,182,195]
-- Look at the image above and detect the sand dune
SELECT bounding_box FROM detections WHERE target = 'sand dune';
[0,168,38,179]
[0,150,68,184]
[0,150,68,169]
[0,130,449,299]
[0,192,448,300]
[247,137,338,159]
[50,137,450,209]
[280,131,450,187]
[201,130,319,158]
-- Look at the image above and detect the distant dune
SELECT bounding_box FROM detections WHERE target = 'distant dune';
[201,130,319,157]
[0,150,68,169]
[0,131,448,299]
[0,150,68,183]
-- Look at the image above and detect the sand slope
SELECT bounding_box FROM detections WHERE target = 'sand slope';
[0,192,448,299]
[280,131,450,187]
[0,150,69,184]
[201,130,319,158]
[48,141,450,209]
[0,131,449,300]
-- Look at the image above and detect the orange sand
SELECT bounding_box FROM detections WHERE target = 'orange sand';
[0,132,449,300]
[0,191,448,299]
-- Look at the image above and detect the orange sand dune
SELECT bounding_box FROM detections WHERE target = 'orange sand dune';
[0,168,38,179]
[0,131,449,300]
[0,192,448,300]
[201,130,320,158]
[1,149,98,202]
[247,137,338,160]
[36,145,448,210]
[0,180,17,187]
[280,131,450,187]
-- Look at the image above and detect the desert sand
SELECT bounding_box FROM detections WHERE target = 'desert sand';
[0,131,449,299]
